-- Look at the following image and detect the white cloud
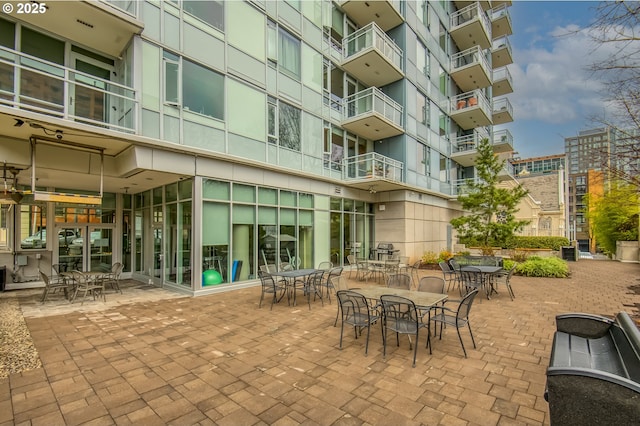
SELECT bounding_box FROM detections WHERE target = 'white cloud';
[510,25,610,124]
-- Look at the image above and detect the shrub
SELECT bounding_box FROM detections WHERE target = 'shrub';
[515,256,569,278]
[438,249,454,262]
[422,249,454,264]
[503,259,516,270]
[510,249,529,263]
[505,236,569,250]
[421,251,439,264]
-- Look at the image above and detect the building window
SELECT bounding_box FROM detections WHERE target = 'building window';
[163,51,180,105]
[417,39,428,77]
[268,96,277,144]
[183,1,224,32]
[417,91,428,124]
[417,143,430,175]
[279,102,301,151]
[182,59,224,119]
[279,28,301,79]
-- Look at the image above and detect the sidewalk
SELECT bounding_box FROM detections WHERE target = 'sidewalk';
[1,259,638,425]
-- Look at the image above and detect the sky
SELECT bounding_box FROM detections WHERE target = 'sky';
[505,0,609,159]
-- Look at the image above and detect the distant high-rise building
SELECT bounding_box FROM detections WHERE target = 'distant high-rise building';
[564,128,614,252]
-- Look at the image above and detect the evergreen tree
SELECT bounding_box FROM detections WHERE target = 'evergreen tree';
[451,139,529,251]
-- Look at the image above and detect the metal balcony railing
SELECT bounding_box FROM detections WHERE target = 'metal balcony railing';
[492,36,512,52]
[451,90,491,114]
[493,66,513,84]
[451,46,490,73]
[344,87,403,127]
[343,22,403,71]
[343,152,404,182]
[0,46,137,133]
[451,2,491,36]
[493,97,513,115]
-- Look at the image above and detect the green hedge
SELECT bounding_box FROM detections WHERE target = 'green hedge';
[505,236,569,250]
[515,256,569,278]
[460,236,569,250]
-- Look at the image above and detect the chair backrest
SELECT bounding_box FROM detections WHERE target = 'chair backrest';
[346,254,356,266]
[317,261,333,270]
[418,276,446,294]
[258,270,276,288]
[507,262,518,279]
[71,270,86,285]
[448,258,461,271]
[380,294,420,330]
[457,289,479,320]
[260,264,277,273]
[460,266,482,294]
[52,264,62,275]
[39,270,50,285]
[399,256,410,266]
[387,273,411,289]
[280,262,294,271]
[326,266,343,282]
[438,261,452,273]
[337,290,371,319]
[111,262,123,274]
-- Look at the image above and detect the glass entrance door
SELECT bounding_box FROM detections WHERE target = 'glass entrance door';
[152,225,163,285]
[56,226,113,272]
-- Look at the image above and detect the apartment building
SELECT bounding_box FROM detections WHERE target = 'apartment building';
[0,1,513,294]
[565,128,612,252]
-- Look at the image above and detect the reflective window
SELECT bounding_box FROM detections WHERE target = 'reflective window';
[183,1,224,31]
[183,59,224,119]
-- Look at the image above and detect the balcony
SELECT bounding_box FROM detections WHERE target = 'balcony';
[337,0,403,32]
[453,1,492,11]
[450,90,491,130]
[0,46,137,133]
[342,22,403,88]
[10,1,143,58]
[451,131,488,167]
[492,67,513,97]
[492,129,514,154]
[454,162,515,195]
[498,161,516,181]
[490,4,513,39]
[451,129,513,167]
[343,152,404,191]
[492,37,513,69]
[450,3,492,51]
[492,98,514,125]
[342,87,404,141]
[492,1,513,8]
[451,46,491,92]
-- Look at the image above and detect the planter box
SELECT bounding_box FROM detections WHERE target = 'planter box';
[616,241,639,263]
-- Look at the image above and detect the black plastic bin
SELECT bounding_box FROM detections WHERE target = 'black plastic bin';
[561,246,576,261]
[0,265,6,292]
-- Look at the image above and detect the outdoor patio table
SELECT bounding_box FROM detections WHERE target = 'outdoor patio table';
[460,265,502,299]
[270,269,320,306]
[354,287,447,311]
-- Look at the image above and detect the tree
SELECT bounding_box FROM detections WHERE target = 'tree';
[586,1,640,188]
[585,182,639,256]
[450,139,529,252]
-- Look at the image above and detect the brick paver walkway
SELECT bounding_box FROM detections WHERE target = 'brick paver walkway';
[1,260,638,425]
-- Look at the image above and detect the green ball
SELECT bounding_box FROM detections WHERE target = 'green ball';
[202,269,223,286]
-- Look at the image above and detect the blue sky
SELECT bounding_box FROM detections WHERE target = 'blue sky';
[504,1,606,159]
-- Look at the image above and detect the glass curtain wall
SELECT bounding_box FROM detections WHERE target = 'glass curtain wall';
[201,178,373,285]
